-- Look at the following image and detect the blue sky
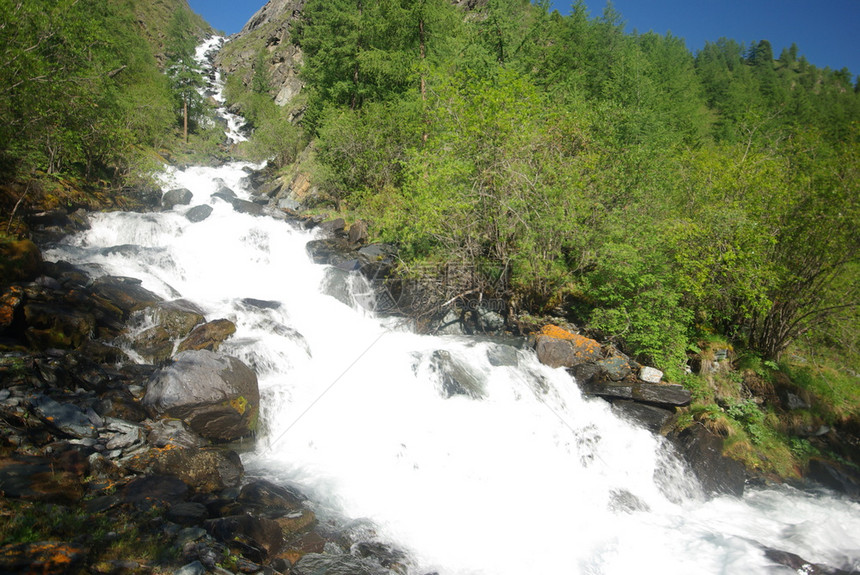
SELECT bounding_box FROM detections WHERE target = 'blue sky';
[188,0,860,77]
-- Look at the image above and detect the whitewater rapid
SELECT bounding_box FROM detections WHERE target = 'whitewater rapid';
[43,37,860,575]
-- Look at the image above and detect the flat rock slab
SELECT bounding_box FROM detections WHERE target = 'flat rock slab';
[632,383,691,407]
[28,394,98,438]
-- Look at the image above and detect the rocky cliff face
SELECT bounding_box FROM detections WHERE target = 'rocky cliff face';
[215,0,306,107]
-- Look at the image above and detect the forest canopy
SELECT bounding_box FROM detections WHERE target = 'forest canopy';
[257,0,859,371]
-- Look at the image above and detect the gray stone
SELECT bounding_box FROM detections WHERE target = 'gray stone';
[175,560,206,575]
[142,350,259,442]
[632,384,692,407]
[148,419,208,449]
[429,350,486,399]
[28,394,97,438]
[596,355,631,381]
[639,366,663,383]
[102,417,145,451]
[162,188,193,209]
[185,205,213,223]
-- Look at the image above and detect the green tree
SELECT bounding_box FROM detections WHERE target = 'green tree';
[165,9,205,143]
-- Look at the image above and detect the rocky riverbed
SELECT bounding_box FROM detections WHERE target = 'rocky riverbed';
[0,206,418,574]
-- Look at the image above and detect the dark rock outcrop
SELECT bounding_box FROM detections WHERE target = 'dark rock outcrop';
[668,424,746,497]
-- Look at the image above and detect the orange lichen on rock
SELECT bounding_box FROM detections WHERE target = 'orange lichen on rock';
[539,324,578,340]
[535,325,603,368]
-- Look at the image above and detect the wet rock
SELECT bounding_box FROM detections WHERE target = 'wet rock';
[292,552,391,575]
[162,188,194,209]
[348,220,368,245]
[96,388,149,422]
[168,502,210,526]
[101,417,146,451]
[147,419,208,449]
[486,344,519,367]
[596,355,631,381]
[568,362,604,386]
[90,276,161,317]
[0,541,87,575]
[763,548,852,574]
[473,307,505,334]
[123,300,206,362]
[428,350,486,399]
[237,479,306,512]
[806,458,860,499]
[121,183,162,210]
[631,383,691,407]
[186,205,214,223]
[534,325,602,369]
[154,300,207,335]
[213,184,237,203]
[318,218,346,235]
[306,238,354,267]
[352,541,408,570]
[668,425,745,497]
[231,198,264,216]
[175,559,207,575]
[122,474,189,510]
[176,319,237,353]
[129,447,244,492]
[273,508,317,538]
[205,514,285,560]
[28,394,98,438]
[257,180,282,198]
[579,383,633,400]
[611,400,675,432]
[142,350,259,442]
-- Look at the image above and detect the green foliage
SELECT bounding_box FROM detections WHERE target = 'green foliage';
[239,0,859,377]
[0,0,208,188]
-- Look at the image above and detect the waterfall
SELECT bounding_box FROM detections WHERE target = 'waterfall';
[43,37,860,575]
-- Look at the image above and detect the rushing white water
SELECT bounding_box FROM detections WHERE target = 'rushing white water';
[43,38,860,575]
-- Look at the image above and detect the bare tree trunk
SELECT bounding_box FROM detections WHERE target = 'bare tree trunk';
[183,98,188,144]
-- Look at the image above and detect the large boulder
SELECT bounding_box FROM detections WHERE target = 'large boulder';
[142,350,259,442]
[186,204,213,223]
[668,424,746,497]
[162,187,193,209]
[534,325,602,369]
